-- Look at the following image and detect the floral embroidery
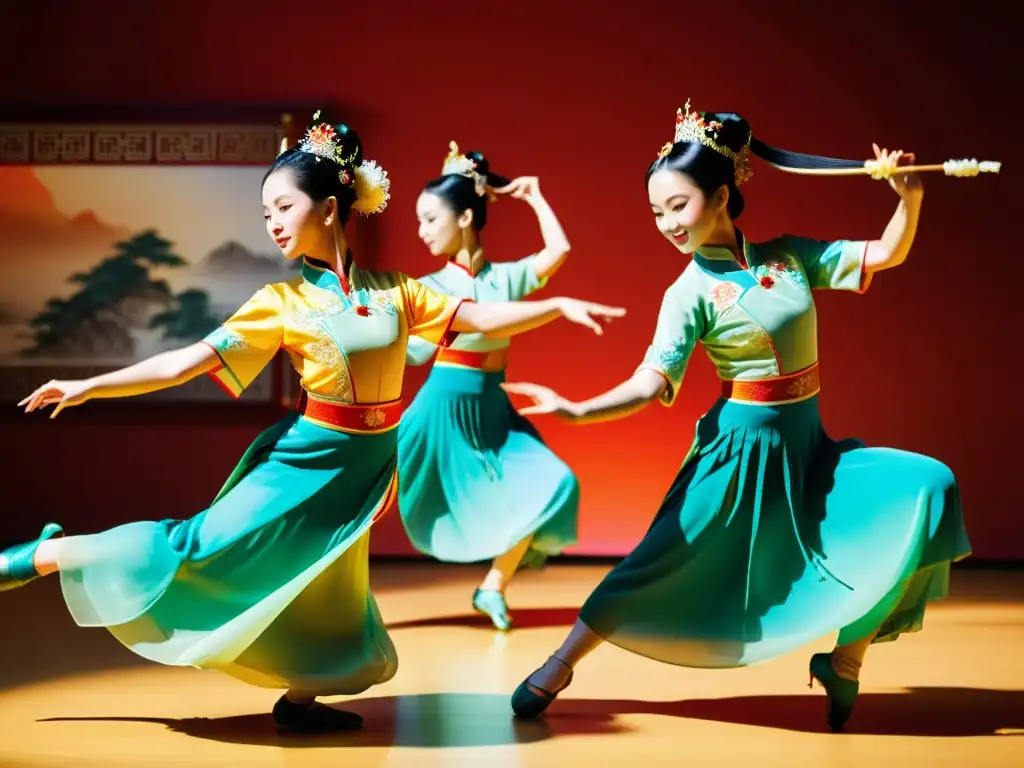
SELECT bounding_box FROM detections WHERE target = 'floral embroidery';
[709,281,740,312]
[297,288,398,325]
[349,290,399,318]
[206,326,248,354]
[372,291,399,313]
[290,298,346,331]
[290,299,354,401]
[363,408,386,428]
[787,378,811,397]
[306,338,354,400]
[289,288,398,402]
[755,256,807,289]
[307,338,339,367]
[646,342,689,384]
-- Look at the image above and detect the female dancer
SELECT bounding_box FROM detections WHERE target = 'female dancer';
[398,143,579,631]
[3,115,624,732]
[504,102,970,732]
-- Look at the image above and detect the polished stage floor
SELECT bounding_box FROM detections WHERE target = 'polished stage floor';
[0,564,1021,767]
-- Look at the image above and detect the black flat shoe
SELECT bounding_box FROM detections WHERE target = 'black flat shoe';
[511,656,573,719]
[271,696,363,732]
[809,652,859,732]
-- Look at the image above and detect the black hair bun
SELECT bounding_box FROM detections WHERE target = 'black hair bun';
[704,112,751,154]
[331,123,363,169]
[464,150,489,177]
[463,150,511,189]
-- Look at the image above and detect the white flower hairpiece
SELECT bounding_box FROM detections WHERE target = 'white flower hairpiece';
[352,160,391,215]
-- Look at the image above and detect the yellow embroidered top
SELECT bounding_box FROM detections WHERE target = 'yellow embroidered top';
[201,259,462,404]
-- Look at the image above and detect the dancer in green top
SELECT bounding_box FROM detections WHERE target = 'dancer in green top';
[505,101,970,733]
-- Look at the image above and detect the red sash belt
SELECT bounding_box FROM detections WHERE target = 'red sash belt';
[720,364,820,404]
[302,395,402,433]
[436,347,509,372]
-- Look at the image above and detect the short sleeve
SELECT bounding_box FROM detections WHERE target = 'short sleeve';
[495,254,549,301]
[782,235,872,293]
[636,273,706,407]
[201,286,284,399]
[399,275,464,347]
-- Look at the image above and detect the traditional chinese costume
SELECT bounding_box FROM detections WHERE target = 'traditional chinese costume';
[51,258,462,697]
[398,255,579,574]
[577,233,969,668]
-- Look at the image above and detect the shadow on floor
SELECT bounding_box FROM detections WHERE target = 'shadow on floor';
[550,686,1024,737]
[39,686,1024,748]
[386,607,579,631]
[38,692,627,748]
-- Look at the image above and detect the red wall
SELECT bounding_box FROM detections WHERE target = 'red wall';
[1,1,1019,558]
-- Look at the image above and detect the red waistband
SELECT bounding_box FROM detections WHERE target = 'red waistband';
[720,364,820,404]
[436,347,509,371]
[301,395,402,433]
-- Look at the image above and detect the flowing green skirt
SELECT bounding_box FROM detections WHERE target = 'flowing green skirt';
[397,366,579,563]
[579,395,970,668]
[57,412,399,696]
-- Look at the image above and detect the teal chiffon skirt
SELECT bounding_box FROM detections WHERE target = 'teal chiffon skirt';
[57,412,399,696]
[579,395,970,668]
[397,366,579,563]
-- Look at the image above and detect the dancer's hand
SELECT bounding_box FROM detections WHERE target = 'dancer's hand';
[19,379,95,418]
[494,176,543,205]
[501,382,577,419]
[557,298,625,336]
[867,144,922,202]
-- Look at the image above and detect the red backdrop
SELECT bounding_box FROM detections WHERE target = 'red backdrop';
[1,1,1019,558]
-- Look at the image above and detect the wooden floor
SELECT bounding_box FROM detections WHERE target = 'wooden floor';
[0,564,1022,767]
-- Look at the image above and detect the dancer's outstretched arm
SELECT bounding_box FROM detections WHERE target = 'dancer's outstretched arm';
[502,369,667,426]
[452,297,625,339]
[19,343,220,418]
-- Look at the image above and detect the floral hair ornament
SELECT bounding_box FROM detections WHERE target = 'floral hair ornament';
[441,141,495,200]
[352,160,391,216]
[658,99,754,186]
[298,110,390,216]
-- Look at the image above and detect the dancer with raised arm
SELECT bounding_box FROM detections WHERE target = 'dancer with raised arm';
[506,101,974,732]
[398,143,579,631]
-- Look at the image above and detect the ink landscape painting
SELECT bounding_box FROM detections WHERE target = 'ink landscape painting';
[0,166,296,402]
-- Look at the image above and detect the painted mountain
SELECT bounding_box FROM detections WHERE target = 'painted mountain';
[0,166,294,365]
